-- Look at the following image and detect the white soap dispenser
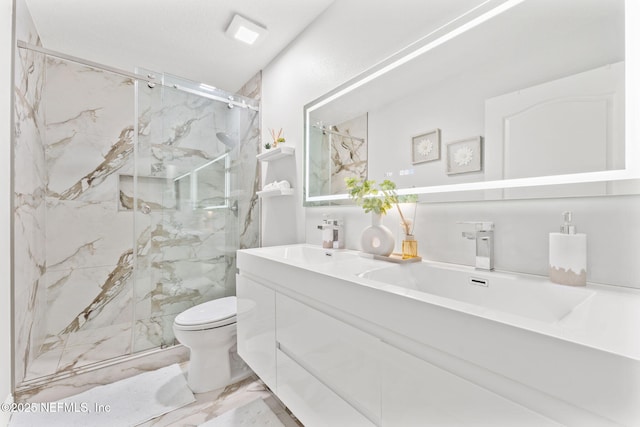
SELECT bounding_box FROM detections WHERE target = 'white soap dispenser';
[549,211,587,286]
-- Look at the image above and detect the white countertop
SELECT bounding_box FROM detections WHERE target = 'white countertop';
[238,244,640,361]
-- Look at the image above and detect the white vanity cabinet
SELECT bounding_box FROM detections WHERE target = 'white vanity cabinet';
[379,342,560,427]
[276,348,376,427]
[237,245,637,426]
[237,272,377,426]
[237,272,555,427]
[276,293,380,425]
[236,274,276,390]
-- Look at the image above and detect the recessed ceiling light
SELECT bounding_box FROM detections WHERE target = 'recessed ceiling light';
[225,14,267,45]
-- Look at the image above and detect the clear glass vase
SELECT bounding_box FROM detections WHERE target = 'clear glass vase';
[402,234,418,259]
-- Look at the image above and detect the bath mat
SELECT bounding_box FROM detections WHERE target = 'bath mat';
[199,398,286,427]
[10,363,195,427]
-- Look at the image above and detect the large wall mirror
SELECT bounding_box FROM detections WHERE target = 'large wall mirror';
[304,0,640,205]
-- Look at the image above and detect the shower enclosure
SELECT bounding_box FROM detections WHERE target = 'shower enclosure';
[13,42,260,390]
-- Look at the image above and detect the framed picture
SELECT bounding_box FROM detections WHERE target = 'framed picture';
[446,136,483,175]
[411,129,440,164]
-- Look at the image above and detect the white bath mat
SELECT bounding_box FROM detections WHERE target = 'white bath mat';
[199,398,285,427]
[10,363,195,427]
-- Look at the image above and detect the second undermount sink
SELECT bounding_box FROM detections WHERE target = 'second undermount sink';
[256,244,358,265]
[359,262,594,323]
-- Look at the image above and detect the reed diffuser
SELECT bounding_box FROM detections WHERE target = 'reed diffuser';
[398,199,418,259]
[269,128,285,147]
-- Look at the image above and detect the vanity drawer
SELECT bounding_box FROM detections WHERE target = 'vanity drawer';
[276,347,376,427]
[236,274,276,390]
[276,293,381,423]
[380,341,560,427]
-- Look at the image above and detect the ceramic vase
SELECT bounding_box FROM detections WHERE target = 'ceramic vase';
[361,212,395,256]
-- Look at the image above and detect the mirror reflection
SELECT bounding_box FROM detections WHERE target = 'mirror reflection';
[305,0,627,204]
[308,114,368,196]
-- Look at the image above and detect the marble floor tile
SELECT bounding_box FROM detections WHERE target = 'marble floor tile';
[198,398,284,427]
[140,373,302,427]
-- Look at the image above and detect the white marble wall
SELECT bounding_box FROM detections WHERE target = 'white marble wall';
[236,71,262,253]
[13,0,46,386]
[39,57,136,376]
[1,3,14,420]
[14,53,262,384]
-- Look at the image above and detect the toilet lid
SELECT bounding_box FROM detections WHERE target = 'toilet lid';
[174,296,237,327]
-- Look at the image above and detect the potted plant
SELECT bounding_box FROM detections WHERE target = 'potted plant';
[345,178,418,258]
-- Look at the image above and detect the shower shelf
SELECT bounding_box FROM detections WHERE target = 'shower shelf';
[257,146,295,162]
[257,188,295,198]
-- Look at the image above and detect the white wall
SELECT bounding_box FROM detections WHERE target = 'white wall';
[262,0,640,289]
[1,0,14,422]
[261,0,486,246]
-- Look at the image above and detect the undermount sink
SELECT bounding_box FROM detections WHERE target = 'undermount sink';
[359,262,594,323]
[256,244,358,265]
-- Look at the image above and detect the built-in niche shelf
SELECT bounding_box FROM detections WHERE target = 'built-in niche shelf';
[118,174,176,211]
[257,145,295,162]
[257,188,295,198]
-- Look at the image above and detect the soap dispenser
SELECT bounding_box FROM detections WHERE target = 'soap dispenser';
[549,211,587,286]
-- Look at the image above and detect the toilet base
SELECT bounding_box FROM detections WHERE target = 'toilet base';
[186,342,252,393]
[187,344,232,393]
[228,343,253,384]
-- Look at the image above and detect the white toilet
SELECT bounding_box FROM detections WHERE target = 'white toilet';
[173,296,250,393]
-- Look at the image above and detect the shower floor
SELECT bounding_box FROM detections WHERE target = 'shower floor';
[25,323,132,381]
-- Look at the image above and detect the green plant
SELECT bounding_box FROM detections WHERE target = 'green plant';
[345,177,393,215]
[345,177,416,235]
[269,128,285,146]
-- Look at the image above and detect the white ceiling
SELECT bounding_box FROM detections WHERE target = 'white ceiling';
[23,0,335,93]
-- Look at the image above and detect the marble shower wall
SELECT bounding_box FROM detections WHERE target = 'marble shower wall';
[13,4,46,386]
[236,71,262,252]
[14,51,261,383]
[40,57,136,376]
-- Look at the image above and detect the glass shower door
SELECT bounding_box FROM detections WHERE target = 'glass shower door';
[133,76,251,353]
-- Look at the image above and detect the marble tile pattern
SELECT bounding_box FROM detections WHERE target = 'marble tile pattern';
[139,373,302,427]
[235,71,262,252]
[15,345,189,403]
[309,113,368,197]
[14,54,261,386]
[40,57,137,378]
[13,1,46,387]
[196,397,284,427]
[329,114,368,194]
[16,357,301,427]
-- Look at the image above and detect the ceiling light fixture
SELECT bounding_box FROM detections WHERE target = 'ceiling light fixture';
[225,14,267,45]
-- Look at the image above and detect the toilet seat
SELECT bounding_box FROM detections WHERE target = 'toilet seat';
[174,296,237,331]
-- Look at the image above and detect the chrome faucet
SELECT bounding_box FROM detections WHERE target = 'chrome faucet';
[459,221,494,271]
[318,217,344,249]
